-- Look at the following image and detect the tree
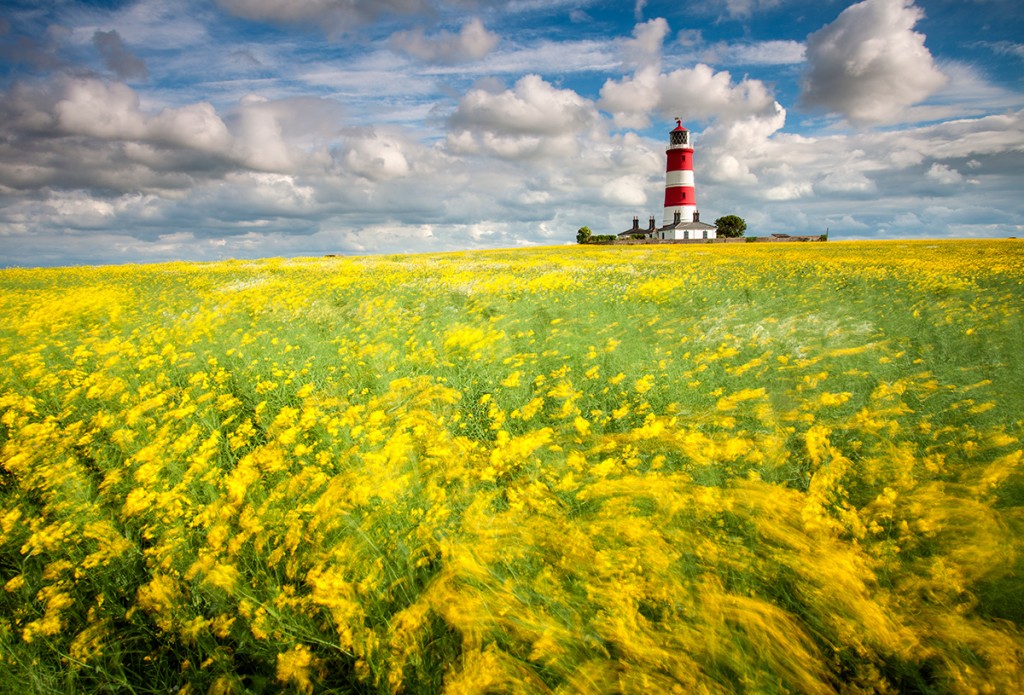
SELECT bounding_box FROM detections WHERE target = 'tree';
[714,215,747,238]
[576,226,592,244]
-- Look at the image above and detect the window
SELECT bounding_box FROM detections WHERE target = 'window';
[702,230,708,239]
[683,231,689,240]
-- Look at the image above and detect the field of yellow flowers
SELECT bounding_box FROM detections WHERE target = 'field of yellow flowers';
[1,239,1023,693]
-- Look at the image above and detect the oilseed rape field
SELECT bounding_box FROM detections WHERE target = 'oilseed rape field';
[1,240,1023,693]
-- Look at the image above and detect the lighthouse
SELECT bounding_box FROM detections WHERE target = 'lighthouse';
[615,119,717,242]
[663,118,696,226]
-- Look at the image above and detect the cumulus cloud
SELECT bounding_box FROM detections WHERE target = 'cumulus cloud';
[451,74,594,135]
[706,154,757,185]
[447,74,596,159]
[0,75,362,200]
[390,18,499,64]
[0,76,238,164]
[692,107,1024,243]
[53,78,148,140]
[93,29,148,80]
[599,17,786,131]
[621,18,669,69]
[926,163,964,184]
[601,175,648,206]
[815,167,877,194]
[231,96,295,172]
[151,102,233,154]
[800,0,947,125]
[600,63,782,130]
[340,129,413,181]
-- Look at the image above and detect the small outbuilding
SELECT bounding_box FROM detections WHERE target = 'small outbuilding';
[654,211,718,241]
[618,216,658,239]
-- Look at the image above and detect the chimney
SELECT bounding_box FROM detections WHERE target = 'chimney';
[674,211,681,224]
[632,216,639,230]
[694,210,700,222]
[648,216,656,231]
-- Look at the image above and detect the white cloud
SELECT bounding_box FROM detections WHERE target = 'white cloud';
[926,163,963,184]
[597,66,661,129]
[700,103,787,151]
[699,40,805,66]
[0,75,362,200]
[600,63,782,130]
[800,0,947,125]
[211,172,318,214]
[886,110,1024,161]
[707,154,757,184]
[763,181,813,201]
[601,175,648,206]
[54,78,147,140]
[447,74,597,159]
[622,18,669,69]
[902,62,1024,123]
[975,41,1024,60]
[231,96,295,171]
[341,130,412,181]
[151,102,233,154]
[1,0,1021,267]
[692,108,1024,241]
[888,149,925,168]
[390,18,499,64]
[827,214,869,230]
[19,76,241,160]
[816,167,877,193]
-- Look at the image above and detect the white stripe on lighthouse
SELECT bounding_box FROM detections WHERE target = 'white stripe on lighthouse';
[664,170,694,188]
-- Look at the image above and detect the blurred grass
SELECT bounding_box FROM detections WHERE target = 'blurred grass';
[0,240,1022,693]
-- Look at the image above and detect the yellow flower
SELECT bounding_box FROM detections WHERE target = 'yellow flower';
[277,644,316,694]
[634,375,655,394]
[573,416,591,437]
[500,370,522,388]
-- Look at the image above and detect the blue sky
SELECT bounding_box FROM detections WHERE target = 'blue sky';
[0,0,1022,266]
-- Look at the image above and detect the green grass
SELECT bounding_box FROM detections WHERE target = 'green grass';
[0,240,1022,693]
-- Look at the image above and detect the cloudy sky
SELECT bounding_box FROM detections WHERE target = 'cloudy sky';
[1,0,1022,266]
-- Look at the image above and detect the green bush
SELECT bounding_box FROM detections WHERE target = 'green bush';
[715,215,747,238]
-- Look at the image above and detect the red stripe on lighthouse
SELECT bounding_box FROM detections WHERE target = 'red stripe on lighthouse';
[664,187,695,207]
[666,149,693,171]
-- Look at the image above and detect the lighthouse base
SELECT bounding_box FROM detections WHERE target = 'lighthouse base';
[663,205,697,227]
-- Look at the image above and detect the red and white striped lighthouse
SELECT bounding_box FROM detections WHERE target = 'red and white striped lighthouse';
[663,118,696,227]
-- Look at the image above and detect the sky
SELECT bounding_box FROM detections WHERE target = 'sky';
[0,0,1022,267]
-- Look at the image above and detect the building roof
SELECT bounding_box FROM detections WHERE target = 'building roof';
[618,216,657,237]
[659,219,717,232]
